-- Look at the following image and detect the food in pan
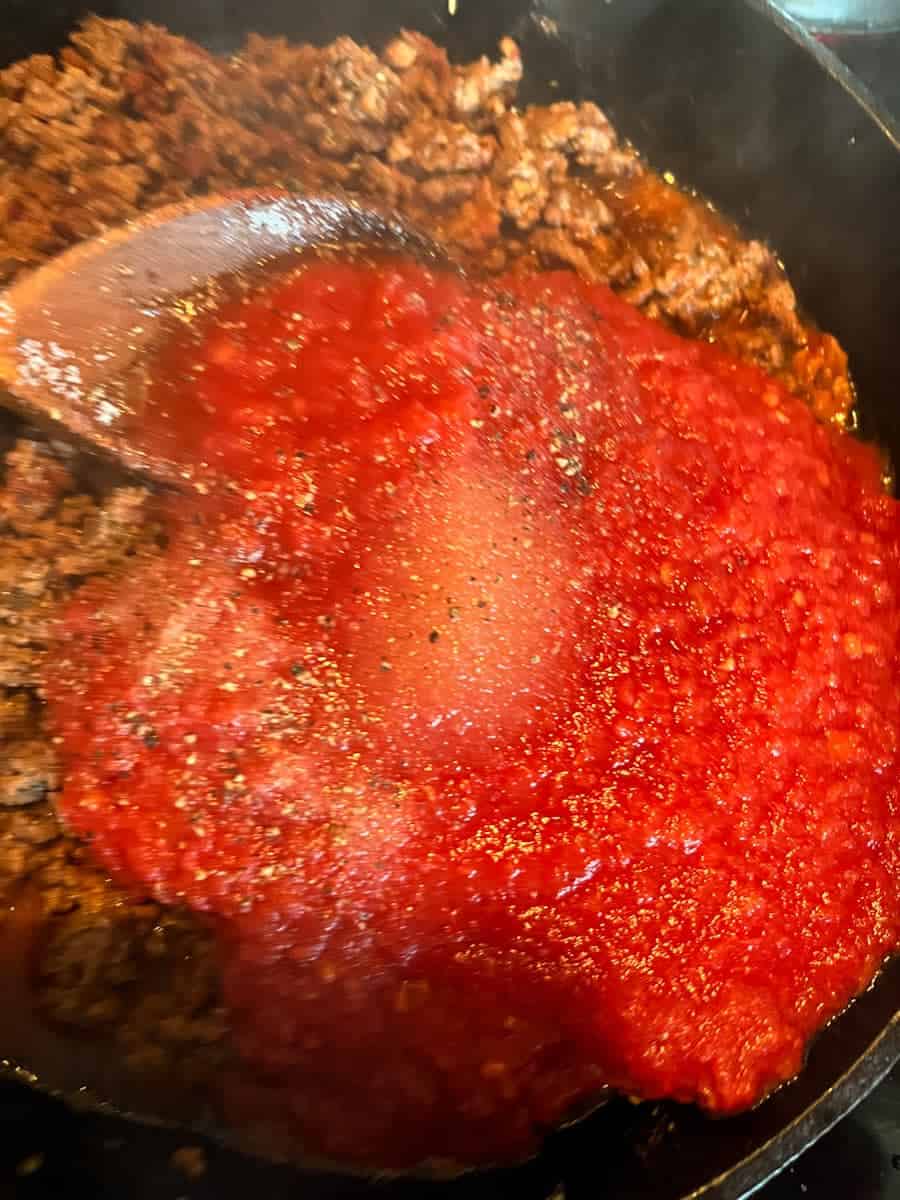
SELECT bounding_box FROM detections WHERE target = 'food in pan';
[0,17,895,1170]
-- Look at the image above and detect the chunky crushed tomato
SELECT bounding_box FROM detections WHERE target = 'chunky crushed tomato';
[46,258,900,1167]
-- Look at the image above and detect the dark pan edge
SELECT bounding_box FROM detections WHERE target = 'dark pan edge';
[700,994,900,1199]
[694,6,900,1196]
[746,0,900,150]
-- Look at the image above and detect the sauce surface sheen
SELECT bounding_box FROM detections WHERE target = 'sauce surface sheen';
[46,257,900,1167]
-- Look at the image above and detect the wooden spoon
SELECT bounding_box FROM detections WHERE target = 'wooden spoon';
[0,190,447,487]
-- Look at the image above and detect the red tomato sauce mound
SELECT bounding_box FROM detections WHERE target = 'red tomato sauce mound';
[45,258,900,1167]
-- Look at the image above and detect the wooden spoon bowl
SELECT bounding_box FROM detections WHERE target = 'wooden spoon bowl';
[0,190,447,486]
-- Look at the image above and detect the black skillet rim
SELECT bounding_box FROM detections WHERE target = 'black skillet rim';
[669,10,900,1194]
[694,982,900,1200]
[684,7,900,1196]
[749,0,900,150]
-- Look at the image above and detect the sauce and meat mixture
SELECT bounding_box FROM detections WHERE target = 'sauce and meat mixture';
[45,257,900,1167]
[0,23,861,1112]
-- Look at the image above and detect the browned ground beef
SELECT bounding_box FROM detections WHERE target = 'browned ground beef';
[0,16,858,1127]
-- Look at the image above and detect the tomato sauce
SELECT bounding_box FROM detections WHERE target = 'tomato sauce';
[45,257,900,1167]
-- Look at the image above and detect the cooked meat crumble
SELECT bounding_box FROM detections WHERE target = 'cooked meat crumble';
[0,16,857,1124]
[0,17,852,414]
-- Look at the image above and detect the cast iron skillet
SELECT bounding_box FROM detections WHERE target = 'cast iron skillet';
[1,1,898,1197]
